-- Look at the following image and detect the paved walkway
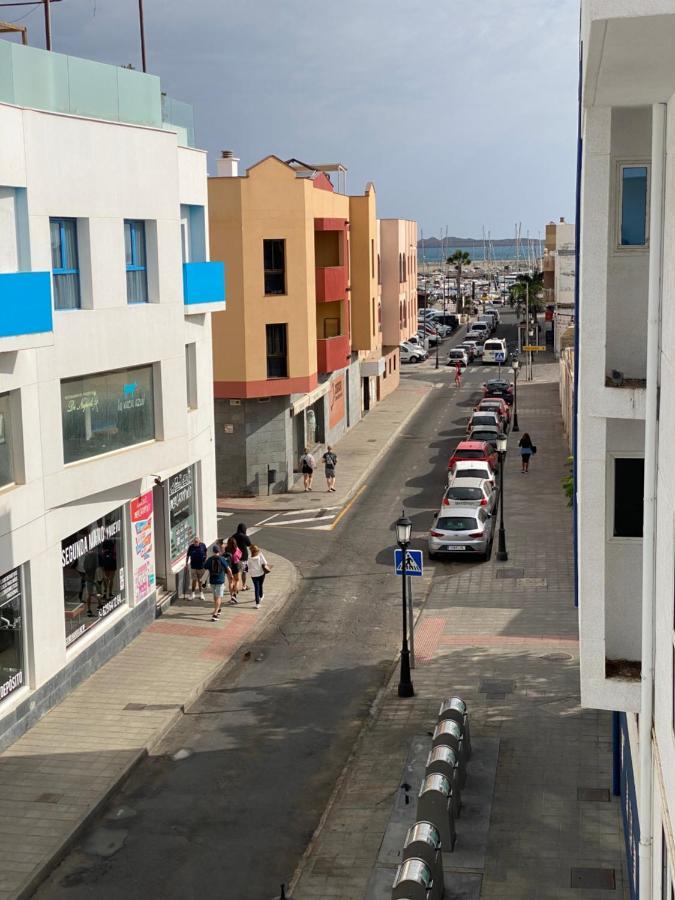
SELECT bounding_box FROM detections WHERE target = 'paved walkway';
[292,365,630,900]
[0,553,298,900]
[218,374,434,512]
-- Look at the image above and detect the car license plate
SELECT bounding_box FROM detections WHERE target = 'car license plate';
[443,545,466,551]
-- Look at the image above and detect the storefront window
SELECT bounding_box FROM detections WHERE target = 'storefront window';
[61,365,155,464]
[61,508,126,647]
[0,566,24,701]
[0,393,14,489]
[168,466,196,566]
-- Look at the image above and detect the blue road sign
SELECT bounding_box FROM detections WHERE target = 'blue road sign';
[394,548,424,577]
[495,351,506,364]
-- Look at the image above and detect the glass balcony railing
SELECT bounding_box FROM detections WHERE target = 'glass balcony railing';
[0,271,53,339]
[182,262,226,308]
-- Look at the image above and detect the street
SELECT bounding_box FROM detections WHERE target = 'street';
[36,318,518,900]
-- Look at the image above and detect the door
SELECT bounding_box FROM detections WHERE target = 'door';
[362,377,370,412]
[153,483,167,590]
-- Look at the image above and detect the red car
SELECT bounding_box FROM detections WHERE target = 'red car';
[448,440,498,473]
[474,397,511,425]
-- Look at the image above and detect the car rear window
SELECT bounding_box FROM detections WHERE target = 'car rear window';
[436,516,479,532]
[447,487,482,500]
[473,415,496,425]
[484,342,503,351]
[455,450,484,459]
[487,381,509,390]
[454,468,487,479]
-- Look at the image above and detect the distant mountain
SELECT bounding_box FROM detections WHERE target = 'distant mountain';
[418,236,539,248]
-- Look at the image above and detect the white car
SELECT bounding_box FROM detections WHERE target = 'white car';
[400,342,426,363]
[428,506,495,561]
[463,339,483,358]
[447,349,469,368]
[448,459,496,486]
[443,476,498,514]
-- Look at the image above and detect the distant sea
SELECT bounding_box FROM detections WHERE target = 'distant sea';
[418,243,541,262]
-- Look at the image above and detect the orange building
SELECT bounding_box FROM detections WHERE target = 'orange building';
[208,154,398,496]
[380,218,418,348]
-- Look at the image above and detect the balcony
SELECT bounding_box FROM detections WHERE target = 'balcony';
[0,271,53,351]
[316,266,347,303]
[317,334,351,374]
[183,262,226,314]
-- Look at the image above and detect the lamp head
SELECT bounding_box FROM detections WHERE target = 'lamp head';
[395,511,412,546]
[512,359,519,371]
[497,435,508,454]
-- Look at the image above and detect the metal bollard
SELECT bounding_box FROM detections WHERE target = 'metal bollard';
[391,857,435,900]
[417,773,456,853]
[438,697,472,759]
[431,720,467,787]
[426,745,462,819]
[402,822,444,899]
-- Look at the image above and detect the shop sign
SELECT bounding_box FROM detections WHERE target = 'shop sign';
[328,375,345,429]
[61,507,125,648]
[169,466,196,566]
[130,492,155,603]
[0,566,24,701]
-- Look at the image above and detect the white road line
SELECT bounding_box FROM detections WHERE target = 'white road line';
[269,514,336,526]
[253,512,283,527]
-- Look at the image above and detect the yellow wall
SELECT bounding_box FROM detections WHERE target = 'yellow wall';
[350,186,381,353]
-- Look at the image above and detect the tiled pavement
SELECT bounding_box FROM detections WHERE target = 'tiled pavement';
[292,366,630,900]
[0,553,298,900]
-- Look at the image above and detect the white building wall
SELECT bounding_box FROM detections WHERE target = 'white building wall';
[0,99,218,742]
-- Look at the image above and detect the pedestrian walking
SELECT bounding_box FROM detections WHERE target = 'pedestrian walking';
[185,535,208,601]
[518,432,536,473]
[225,537,242,603]
[454,362,462,388]
[232,523,252,591]
[204,545,231,621]
[299,447,316,492]
[248,544,272,608]
[322,445,338,492]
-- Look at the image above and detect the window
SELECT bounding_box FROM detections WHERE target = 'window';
[620,165,648,247]
[372,298,375,336]
[61,507,125,647]
[124,220,148,303]
[61,364,155,464]
[371,239,375,278]
[263,239,286,295]
[50,217,81,309]
[613,457,644,537]
[377,253,381,285]
[185,343,197,410]
[0,566,25,702]
[0,393,14,489]
[266,324,288,378]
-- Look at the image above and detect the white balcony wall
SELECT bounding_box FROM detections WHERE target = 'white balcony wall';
[605,107,651,380]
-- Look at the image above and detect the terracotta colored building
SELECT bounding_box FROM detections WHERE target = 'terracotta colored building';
[209,154,400,496]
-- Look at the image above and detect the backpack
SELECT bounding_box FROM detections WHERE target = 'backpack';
[206,556,224,577]
[231,547,242,564]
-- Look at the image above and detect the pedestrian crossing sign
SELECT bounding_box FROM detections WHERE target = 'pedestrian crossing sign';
[394,549,424,577]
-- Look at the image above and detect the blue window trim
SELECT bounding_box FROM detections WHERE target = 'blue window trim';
[124,220,148,303]
[51,218,80,277]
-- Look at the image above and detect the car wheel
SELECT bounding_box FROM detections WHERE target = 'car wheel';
[411,355,420,363]
[428,551,438,561]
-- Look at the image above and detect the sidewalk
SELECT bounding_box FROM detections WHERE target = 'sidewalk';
[0,552,298,900]
[291,366,630,899]
[218,375,434,512]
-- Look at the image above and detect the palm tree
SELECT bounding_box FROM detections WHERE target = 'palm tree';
[510,271,544,313]
[447,250,472,313]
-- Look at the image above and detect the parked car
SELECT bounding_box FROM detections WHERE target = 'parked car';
[400,343,425,364]
[447,349,469,368]
[408,334,433,350]
[468,321,490,338]
[458,342,476,362]
[428,506,495,561]
[466,329,487,344]
[434,323,453,338]
[448,440,498,472]
[483,379,514,405]
[466,412,501,433]
[474,397,511,425]
[418,327,439,346]
[431,313,459,330]
[482,338,508,365]
[448,459,496,486]
[485,306,501,323]
[402,340,429,359]
[479,313,498,332]
[442,477,497,513]
[468,428,506,452]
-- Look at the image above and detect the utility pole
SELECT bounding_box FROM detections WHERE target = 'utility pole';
[138,0,147,72]
[42,0,50,49]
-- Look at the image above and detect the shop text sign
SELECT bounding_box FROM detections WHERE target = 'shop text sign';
[169,466,196,565]
[130,492,155,603]
[0,566,24,701]
[61,518,122,567]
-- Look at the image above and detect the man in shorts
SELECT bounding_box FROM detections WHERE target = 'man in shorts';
[322,445,337,492]
[186,536,208,601]
[205,545,230,621]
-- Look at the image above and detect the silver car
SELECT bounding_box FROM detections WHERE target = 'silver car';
[468,426,505,450]
[428,506,495,560]
[448,459,496,486]
[442,477,497,514]
[466,412,501,434]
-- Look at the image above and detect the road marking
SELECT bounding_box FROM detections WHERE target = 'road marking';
[329,483,368,530]
[269,514,336,526]
[254,512,284,527]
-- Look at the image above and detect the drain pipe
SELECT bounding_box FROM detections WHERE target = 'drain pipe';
[638,101,666,900]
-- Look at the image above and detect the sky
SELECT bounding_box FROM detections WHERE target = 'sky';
[5,0,580,240]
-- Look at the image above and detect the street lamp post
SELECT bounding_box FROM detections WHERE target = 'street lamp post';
[496,435,508,561]
[396,512,415,698]
[512,359,520,432]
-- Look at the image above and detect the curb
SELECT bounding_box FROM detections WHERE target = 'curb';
[287,563,436,897]
[14,552,301,900]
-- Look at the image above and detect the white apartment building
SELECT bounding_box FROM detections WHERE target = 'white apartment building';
[578,3,675,897]
[0,42,224,748]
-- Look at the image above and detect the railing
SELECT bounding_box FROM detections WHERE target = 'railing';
[0,271,52,338]
[315,266,347,303]
[183,262,226,308]
[317,334,350,373]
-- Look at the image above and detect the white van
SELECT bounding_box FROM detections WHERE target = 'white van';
[482,338,508,365]
[479,313,497,332]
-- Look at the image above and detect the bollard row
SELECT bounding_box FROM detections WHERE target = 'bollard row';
[391,697,471,900]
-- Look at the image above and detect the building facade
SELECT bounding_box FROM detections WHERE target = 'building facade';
[543,217,576,357]
[380,218,418,349]
[209,154,403,497]
[578,4,675,897]
[0,42,223,748]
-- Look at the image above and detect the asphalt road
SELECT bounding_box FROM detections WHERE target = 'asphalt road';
[35,316,518,900]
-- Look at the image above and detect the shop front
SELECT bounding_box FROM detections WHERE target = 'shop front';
[0,566,25,703]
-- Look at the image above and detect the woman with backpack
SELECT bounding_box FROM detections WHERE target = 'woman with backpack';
[518,432,536,473]
[247,545,272,609]
[300,447,316,492]
[225,536,242,604]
